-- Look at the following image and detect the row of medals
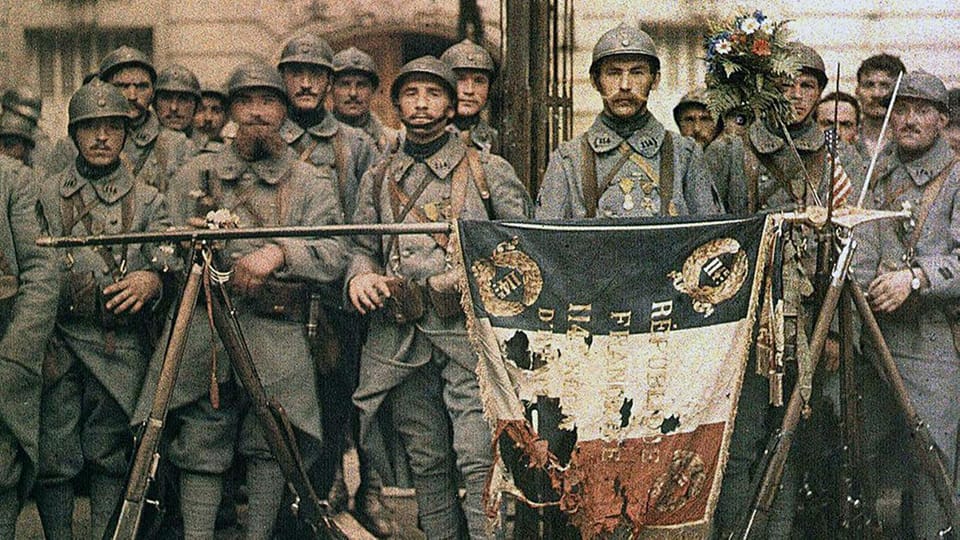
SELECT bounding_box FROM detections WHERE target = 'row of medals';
[619,176,658,211]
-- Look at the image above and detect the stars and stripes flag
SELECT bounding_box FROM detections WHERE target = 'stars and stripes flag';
[456,215,782,538]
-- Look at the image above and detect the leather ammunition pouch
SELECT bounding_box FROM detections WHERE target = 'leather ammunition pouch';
[427,283,462,320]
[240,279,311,323]
[307,293,341,375]
[59,272,139,329]
[383,277,425,325]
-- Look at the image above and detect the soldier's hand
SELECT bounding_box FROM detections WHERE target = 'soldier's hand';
[866,269,913,313]
[349,273,393,315]
[232,244,285,295]
[427,270,460,294]
[103,270,162,315]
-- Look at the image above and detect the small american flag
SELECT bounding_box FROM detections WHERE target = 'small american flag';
[825,128,853,208]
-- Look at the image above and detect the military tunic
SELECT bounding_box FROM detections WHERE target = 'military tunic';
[136,143,345,472]
[337,111,399,155]
[0,156,58,494]
[536,114,718,219]
[447,117,499,155]
[40,111,192,194]
[280,113,379,220]
[852,136,960,537]
[40,161,173,481]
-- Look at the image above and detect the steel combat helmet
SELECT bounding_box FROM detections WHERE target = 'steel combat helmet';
[99,45,157,83]
[1,87,42,123]
[590,23,659,75]
[278,33,335,72]
[389,56,458,103]
[788,42,827,89]
[441,39,496,77]
[0,113,36,147]
[68,79,131,128]
[333,47,380,88]
[226,62,287,103]
[155,65,202,101]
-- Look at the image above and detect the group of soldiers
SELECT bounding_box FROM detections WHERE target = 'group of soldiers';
[0,16,957,540]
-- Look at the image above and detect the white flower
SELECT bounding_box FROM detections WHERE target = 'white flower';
[759,19,776,34]
[740,17,760,34]
[188,189,206,199]
[205,209,240,229]
[715,39,733,55]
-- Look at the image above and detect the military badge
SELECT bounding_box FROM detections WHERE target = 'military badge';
[470,236,543,317]
[670,237,748,317]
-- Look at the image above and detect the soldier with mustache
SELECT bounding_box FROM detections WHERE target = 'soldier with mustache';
[331,47,399,154]
[855,53,907,159]
[155,65,202,139]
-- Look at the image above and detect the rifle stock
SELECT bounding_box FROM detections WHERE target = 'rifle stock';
[107,251,204,540]
[207,276,348,539]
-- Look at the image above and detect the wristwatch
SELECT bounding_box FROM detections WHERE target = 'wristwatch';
[909,267,922,291]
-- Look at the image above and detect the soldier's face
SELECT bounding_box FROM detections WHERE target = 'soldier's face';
[395,75,455,143]
[676,105,717,147]
[155,91,197,132]
[454,69,490,118]
[856,70,897,120]
[230,89,286,130]
[891,98,948,157]
[331,73,375,119]
[107,67,154,121]
[281,63,331,113]
[193,95,227,138]
[593,56,660,119]
[0,135,29,164]
[74,117,125,167]
[816,100,859,144]
[780,72,821,126]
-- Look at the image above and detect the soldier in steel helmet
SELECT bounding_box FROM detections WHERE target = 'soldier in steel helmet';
[34,79,176,539]
[331,46,399,154]
[347,55,530,539]
[672,86,720,148]
[134,60,345,539]
[536,24,718,221]
[852,70,960,538]
[154,64,202,138]
[0,112,37,165]
[703,42,868,538]
[0,102,58,539]
[278,33,378,220]
[440,39,500,154]
[0,87,50,168]
[192,83,229,153]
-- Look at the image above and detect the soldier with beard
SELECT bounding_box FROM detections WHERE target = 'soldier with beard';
[331,46,399,154]
[441,39,499,154]
[35,79,175,539]
[138,61,345,540]
[348,56,530,539]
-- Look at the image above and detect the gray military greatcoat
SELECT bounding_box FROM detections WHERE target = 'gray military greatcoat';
[536,114,718,219]
[0,156,58,493]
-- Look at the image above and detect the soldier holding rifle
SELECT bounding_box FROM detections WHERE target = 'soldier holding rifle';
[137,61,346,539]
[35,79,175,539]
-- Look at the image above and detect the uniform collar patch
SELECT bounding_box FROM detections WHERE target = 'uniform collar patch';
[586,114,665,157]
[130,112,160,147]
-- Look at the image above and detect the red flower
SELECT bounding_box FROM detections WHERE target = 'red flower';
[751,39,771,56]
[731,32,747,45]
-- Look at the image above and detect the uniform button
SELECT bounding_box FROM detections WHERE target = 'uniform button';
[402,249,413,257]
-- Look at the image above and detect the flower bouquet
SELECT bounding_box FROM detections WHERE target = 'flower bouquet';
[703,9,799,123]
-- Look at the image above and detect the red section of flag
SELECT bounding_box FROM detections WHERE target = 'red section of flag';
[559,422,726,536]
[832,158,853,208]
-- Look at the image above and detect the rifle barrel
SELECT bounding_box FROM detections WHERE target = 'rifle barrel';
[37,222,453,248]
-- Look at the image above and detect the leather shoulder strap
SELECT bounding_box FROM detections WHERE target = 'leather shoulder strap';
[463,148,493,219]
[659,132,675,215]
[333,130,350,209]
[580,135,599,218]
[909,158,958,252]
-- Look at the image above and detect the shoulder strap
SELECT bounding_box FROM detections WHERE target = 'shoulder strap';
[580,135,599,218]
[333,130,350,209]
[298,138,321,163]
[659,132,675,215]
[908,158,958,252]
[463,148,493,219]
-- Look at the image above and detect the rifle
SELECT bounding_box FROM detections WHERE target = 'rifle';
[206,265,348,539]
[37,222,453,248]
[106,244,203,539]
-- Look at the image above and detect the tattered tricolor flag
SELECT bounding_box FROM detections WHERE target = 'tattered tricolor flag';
[455,215,781,538]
